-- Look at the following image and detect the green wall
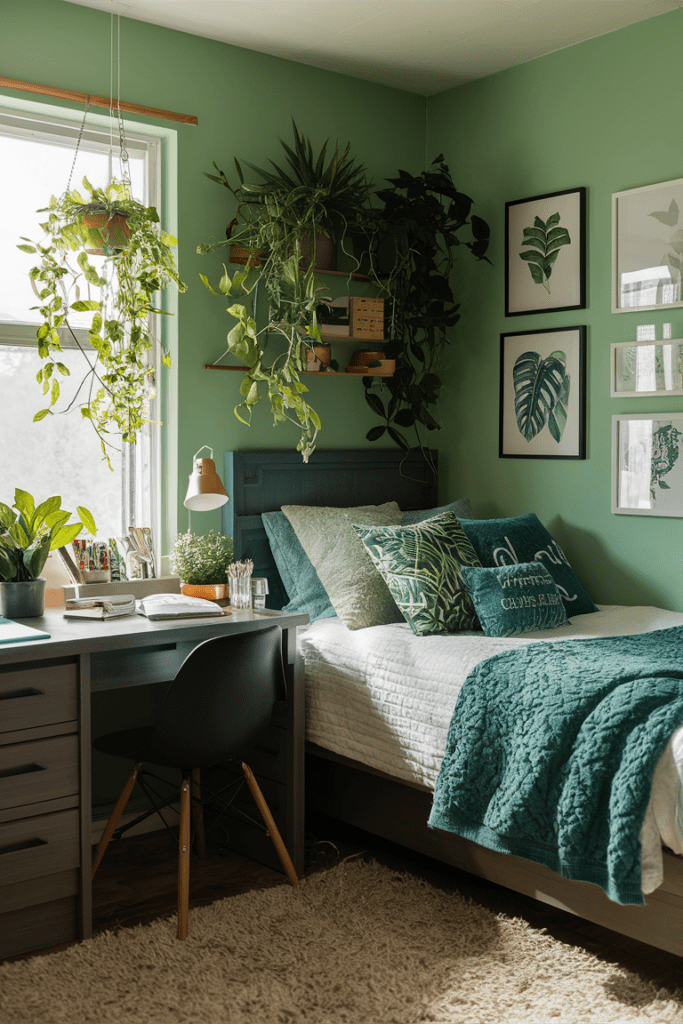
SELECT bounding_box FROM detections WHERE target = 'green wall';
[0,0,426,556]
[427,10,683,613]
[2,1,681,612]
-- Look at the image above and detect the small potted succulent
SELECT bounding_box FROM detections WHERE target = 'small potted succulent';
[0,489,96,617]
[171,530,234,600]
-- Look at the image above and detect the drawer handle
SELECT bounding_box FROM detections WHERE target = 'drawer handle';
[0,687,43,701]
[253,744,279,757]
[0,837,48,857]
[0,762,48,780]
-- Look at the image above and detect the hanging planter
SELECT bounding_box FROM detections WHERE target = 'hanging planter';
[80,202,131,255]
[19,177,186,465]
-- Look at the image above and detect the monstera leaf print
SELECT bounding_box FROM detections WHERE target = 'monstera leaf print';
[519,213,571,293]
[513,350,570,444]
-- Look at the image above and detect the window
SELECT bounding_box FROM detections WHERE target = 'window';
[0,107,161,547]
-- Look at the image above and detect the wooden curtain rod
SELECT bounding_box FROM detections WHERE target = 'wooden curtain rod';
[0,75,198,126]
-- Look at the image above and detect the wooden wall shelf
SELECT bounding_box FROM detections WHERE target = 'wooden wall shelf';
[204,364,393,378]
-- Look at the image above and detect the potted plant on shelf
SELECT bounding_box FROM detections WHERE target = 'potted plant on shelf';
[198,122,370,460]
[171,530,234,601]
[0,490,96,617]
[19,177,186,466]
[361,155,491,457]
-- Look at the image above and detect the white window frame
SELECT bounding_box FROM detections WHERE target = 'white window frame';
[0,95,179,570]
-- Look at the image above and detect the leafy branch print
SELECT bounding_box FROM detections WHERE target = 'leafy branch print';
[513,349,570,444]
[650,423,682,502]
[519,213,571,293]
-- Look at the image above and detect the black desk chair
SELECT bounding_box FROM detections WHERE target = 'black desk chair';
[91,625,298,939]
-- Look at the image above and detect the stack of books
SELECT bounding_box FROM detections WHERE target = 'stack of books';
[63,594,136,620]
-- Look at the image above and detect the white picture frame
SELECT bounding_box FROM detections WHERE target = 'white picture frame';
[612,177,683,313]
[610,339,683,397]
[612,413,683,517]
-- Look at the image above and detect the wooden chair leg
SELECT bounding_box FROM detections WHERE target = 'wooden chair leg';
[241,761,298,887]
[177,776,191,940]
[91,761,143,880]
[191,767,205,858]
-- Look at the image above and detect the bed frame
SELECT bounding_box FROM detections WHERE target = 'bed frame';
[226,447,683,960]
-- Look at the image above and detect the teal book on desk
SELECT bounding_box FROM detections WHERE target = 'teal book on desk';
[0,616,50,644]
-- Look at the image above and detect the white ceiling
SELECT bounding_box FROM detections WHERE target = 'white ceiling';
[65,0,682,95]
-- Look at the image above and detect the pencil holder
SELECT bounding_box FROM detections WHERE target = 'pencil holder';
[226,561,253,609]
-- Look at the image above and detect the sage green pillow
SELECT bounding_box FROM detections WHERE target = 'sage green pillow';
[353,511,482,636]
[460,562,569,637]
[281,501,404,630]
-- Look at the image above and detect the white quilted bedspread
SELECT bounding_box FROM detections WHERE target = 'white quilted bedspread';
[301,605,683,894]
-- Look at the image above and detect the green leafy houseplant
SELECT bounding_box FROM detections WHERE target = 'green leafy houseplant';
[171,530,234,586]
[199,122,370,460]
[0,489,96,582]
[19,177,186,465]
[362,155,491,454]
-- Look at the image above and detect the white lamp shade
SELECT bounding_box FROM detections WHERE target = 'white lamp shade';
[183,457,229,511]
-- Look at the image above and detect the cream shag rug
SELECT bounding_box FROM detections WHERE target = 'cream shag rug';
[2,858,683,1024]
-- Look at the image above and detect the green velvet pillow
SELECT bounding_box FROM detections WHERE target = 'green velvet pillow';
[353,511,482,636]
[459,513,597,618]
[459,562,569,637]
[261,511,335,622]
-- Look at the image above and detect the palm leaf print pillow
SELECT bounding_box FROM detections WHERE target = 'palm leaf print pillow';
[353,511,482,636]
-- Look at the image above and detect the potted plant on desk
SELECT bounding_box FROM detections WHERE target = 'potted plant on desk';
[0,490,96,617]
[171,530,234,601]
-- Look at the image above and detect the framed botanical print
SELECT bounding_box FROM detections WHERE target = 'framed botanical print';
[500,326,586,460]
[612,414,683,516]
[612,177,683,313]
[610,338,683,397]
[505,187,586,316]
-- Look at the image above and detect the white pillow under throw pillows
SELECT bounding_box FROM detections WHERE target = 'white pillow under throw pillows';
[281,502,404,630]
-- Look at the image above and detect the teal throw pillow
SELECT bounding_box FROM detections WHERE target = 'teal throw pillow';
[401,498,472,525]
[460,562,569,637]
[459,513,597,618]
[353,511,482,636]
[261,512,335,622]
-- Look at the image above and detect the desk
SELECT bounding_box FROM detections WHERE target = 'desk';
[0,607,308,960]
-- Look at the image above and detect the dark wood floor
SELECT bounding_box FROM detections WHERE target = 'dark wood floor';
[8,811,683,997]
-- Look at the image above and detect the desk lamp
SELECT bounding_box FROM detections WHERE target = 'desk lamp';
[183,446,229,513]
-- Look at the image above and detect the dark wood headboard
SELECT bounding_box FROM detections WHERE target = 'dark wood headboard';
[222,449,438,609]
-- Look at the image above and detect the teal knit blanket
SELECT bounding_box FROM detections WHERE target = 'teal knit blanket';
[428,626,683,904]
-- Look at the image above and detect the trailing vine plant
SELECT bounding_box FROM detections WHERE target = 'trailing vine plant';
[198,122,370,461]
[20,177,186,466]
[362,155,491,455]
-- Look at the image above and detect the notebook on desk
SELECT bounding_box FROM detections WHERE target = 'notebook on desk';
[0,617,50,644]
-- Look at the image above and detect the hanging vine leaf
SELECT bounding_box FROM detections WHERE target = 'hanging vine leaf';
[519,213,571,294]
[513,350,567,442]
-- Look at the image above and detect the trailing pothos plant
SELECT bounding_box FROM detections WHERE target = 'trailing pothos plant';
[19,177,186,466]
[198,123,370,461]
[361,156,491,455]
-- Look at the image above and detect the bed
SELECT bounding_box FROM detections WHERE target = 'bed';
[224,447,683,958]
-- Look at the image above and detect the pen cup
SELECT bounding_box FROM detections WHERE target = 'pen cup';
[226,562,253,609]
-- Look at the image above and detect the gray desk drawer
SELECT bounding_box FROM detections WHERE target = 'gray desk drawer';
[0,734,79,812]
[0,664,77,737]
[0,808,80,887]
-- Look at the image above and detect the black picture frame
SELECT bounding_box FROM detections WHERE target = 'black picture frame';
[500,326,586,460]
[505,187,586,316]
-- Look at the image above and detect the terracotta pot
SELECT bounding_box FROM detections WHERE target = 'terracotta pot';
[181,582,227,600]
[82,209,131,254]
[306,344,332,371]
